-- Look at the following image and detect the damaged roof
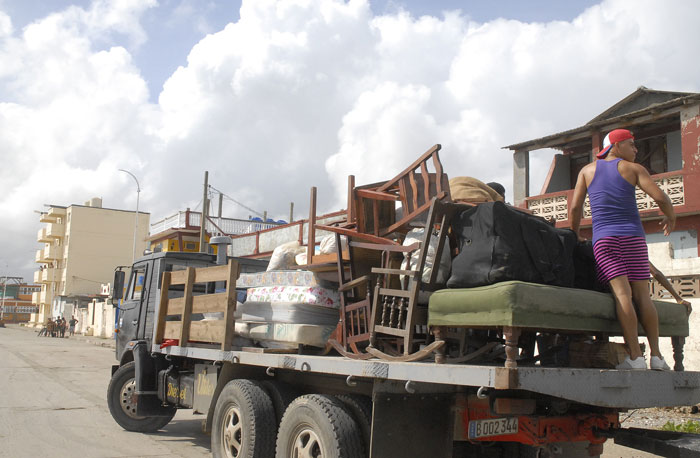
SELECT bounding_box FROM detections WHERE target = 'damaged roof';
[504,86,700,152]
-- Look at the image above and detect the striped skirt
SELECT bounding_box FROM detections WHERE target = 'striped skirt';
[593,236,650,284]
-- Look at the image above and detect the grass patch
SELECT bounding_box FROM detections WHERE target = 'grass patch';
[661,420,700,433]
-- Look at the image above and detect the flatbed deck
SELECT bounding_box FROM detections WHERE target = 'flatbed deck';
[154,344,700,409]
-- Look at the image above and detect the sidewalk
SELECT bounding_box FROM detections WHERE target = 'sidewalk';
[6,323,116,349]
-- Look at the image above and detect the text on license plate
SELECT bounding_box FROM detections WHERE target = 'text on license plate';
[468,417,518,439]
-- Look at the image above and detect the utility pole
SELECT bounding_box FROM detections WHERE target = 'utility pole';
[199,171,209,253]
[289,202,294,222]
[218,191,223,233]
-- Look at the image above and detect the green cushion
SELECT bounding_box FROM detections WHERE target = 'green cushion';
[428,281,689,337]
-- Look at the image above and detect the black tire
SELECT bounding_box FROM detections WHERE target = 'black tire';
[211,379,276,458]
[261,380,300,425]
[107,362,176,432]
[334,394,371,456]
[276,394,364,458]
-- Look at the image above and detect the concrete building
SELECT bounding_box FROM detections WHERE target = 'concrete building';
[0,281,40,324]
[505,86,700,369]
[30,198,150,326]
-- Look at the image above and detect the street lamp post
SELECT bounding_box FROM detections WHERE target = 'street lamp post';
[119,169,141,264]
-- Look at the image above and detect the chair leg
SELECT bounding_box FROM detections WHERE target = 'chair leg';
[433,326,446,364]
[503,326,521,369]
[671,336,685,371]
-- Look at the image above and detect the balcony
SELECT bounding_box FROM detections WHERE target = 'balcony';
[40,268,57,283]
[33,270,41,283]
[39,207,66,223]
[40,290,53,305]
[43,244,62,260]
[35,249,47,263]
[32,291,40,304]
[37,228,51,243]
[45,223,65,239]
[526,173,685,223]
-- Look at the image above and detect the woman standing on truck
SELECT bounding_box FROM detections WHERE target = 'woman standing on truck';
[570,128,676,370]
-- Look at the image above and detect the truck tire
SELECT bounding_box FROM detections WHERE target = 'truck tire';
[107,362,176,432]
[335,394,371,456]
[211,379,276,458]
[276,394,364,458]
[261,380,300,424]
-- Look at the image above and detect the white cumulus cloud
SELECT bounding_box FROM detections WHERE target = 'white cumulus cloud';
[1,0,700,282]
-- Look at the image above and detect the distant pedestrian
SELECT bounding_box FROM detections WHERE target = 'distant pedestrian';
[59,317,66,338]
[69,316,78,336]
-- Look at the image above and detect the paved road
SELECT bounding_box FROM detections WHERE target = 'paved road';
[0,325,210,458]
[0,324,665,457]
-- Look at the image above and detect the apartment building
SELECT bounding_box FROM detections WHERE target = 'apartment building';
[30,198,150,325]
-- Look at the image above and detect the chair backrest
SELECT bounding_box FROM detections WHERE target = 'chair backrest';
[347,145,451,238]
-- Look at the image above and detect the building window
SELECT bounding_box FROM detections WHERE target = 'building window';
[184,241,197,251]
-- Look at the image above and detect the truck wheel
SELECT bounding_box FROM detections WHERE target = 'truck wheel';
[276,394,364,458]
[335,394,371,456]
[261,380,300,424]
[211,379,276,458]
[107,362,176,432]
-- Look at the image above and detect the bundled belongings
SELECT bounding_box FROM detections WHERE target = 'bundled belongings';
[449,176,505,204]
[447,201,576,289]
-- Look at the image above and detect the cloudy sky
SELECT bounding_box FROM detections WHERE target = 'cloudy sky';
[1,0,699,282]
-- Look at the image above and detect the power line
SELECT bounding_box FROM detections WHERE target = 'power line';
[208,185,265,219]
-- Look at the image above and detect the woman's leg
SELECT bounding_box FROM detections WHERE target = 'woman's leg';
[608,276,643,359]
[631,280,661,357]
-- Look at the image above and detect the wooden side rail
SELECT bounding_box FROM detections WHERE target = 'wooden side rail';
[154,259,240,350]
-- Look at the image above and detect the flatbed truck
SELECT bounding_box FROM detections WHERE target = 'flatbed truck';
[106,243,700,458]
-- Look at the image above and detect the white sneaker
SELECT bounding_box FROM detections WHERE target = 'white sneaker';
[650,356,671,371]
[616,356,647,370]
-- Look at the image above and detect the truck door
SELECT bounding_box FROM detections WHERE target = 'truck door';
[116,263,149,345]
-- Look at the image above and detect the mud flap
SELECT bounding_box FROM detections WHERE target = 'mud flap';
[612,427,700,457]
[133,341,169,416]
[370,392,453,458]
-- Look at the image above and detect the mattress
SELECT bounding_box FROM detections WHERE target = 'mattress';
[428,281,689,336]
[235,301,339,326]
[237,270,334,289]
[246,286,340,309]
[233,321,336,348]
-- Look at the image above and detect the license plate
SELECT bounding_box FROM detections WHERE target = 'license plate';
[468,417,518,439]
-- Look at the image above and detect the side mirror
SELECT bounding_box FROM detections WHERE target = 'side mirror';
[113,270,125,302]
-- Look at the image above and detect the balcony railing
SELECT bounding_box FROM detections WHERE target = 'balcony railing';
[34,270,41,283]
[40,268,57,283]
[40,290,53,305]
[37,228,51,243]
[32,291,40,304]
[43,244,62,260]
[35,249,46,263]
[527,173,685,222]
[150,210,281,237]
[45,223,65,238]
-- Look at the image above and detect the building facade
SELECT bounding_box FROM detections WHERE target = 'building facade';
[0,282,40,323]
[30,198,150,326]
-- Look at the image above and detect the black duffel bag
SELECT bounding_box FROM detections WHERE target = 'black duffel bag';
[447,201,576,288]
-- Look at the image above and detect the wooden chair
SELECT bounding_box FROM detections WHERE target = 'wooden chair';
[364,198,463,362]
[352,144,451,238]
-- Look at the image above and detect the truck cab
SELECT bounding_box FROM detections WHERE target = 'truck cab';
[113,251,267,365]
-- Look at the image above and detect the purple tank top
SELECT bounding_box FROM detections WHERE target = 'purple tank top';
[587,158,644,244]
